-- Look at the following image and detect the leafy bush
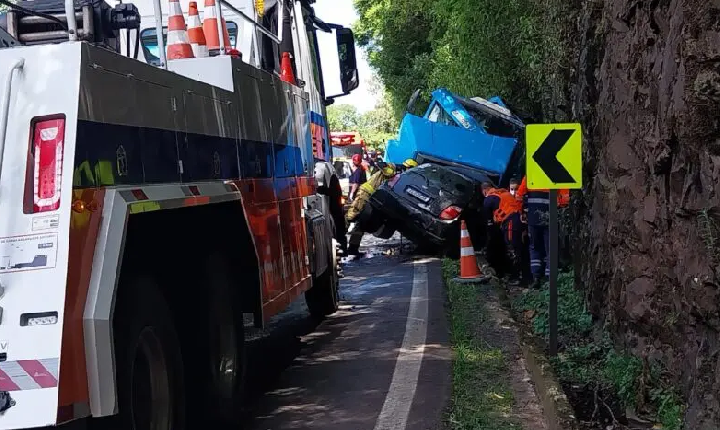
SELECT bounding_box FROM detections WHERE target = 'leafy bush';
[515,271,684,428]
[514,270,592,344]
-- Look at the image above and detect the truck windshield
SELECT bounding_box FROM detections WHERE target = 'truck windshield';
[140,22,239,66]
[456,98,521,139]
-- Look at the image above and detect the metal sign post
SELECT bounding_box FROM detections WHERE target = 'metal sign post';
[526,123,582,357]
[548,189,558,356]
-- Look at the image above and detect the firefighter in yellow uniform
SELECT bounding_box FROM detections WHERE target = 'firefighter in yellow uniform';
[345,159,418,255]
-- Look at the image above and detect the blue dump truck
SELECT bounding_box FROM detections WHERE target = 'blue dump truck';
[359,88,526,254]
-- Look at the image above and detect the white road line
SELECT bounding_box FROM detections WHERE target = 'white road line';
[373,261,429,430]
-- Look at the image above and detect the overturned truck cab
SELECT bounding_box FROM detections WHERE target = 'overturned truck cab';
[365,88,527,253]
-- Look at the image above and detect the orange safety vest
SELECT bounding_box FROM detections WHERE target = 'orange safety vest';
[516,176,570,208]
[487,188,523,224]
[515,176,528,202]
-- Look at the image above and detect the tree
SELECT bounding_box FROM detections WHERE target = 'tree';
[353,0,560,120]
[326,104,360,132]
[358,88,398,150]
[325,78,401,152]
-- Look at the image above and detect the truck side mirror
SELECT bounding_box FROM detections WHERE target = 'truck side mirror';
[406,89,421,113]
[335,27,359,94]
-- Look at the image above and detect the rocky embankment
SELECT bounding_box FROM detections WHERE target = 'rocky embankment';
[572,0,720,427]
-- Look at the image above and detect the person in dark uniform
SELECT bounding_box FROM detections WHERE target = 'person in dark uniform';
[348,153,367,201]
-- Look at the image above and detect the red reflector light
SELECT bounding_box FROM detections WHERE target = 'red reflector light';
[31,117,65,213]
[439,205,462,220]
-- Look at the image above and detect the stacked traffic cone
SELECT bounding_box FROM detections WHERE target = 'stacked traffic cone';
[166,0,194,60]
[454,220,489,284]
[279,52,296,85]
[203,0,232,55]
[187,2,208,58]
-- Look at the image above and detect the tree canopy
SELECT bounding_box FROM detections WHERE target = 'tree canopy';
[326,75,398,151]
[353,0,568,121]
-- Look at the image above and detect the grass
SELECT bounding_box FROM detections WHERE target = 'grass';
[442,259,522,430]
[513,270,685,429]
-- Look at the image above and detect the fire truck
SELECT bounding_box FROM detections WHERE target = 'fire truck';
[0,0,357,426]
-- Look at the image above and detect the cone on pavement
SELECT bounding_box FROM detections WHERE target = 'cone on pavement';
[454,220,489,284]
[279,52,296,85]
[187,1,208,58]
[203,0,232,54]
[166,0,194,60]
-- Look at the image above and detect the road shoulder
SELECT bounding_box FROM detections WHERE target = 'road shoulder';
[442,259,547,430]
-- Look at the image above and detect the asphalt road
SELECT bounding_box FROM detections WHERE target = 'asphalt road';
[242,251,451,430]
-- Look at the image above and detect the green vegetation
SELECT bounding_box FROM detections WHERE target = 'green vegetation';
[514,270,592,344]
[442,259,521,430]
[326,77,398,150]
[513,271,684,429]
[353,0,573,119]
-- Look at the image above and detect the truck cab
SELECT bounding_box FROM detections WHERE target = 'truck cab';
[385,88,526,187]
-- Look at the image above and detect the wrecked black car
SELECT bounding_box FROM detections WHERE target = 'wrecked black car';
[355,163,485,255]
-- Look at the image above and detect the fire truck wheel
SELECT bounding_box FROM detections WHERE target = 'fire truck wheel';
[202,254,246,423]
[305,243,339,319]
[110,277,186,430]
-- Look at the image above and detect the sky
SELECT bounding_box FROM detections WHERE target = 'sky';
[313,0,378,113]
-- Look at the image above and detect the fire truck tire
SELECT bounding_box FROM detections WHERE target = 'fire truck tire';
[201,254,246,424]
[108,277,186,430]
[305,243,339,319]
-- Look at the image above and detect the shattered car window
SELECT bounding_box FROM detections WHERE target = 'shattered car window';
[456,98,520,139]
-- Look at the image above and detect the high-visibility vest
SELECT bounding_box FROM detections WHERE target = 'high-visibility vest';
[486,188,522,224]
[515,176,528,201]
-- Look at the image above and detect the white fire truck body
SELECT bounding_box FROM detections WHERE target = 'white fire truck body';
[0,0,356,426]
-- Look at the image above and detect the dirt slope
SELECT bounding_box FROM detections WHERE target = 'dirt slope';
[572,0,720,427]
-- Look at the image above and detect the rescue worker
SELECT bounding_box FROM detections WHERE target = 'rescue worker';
[520,176,570,288]
[509,177,520,197]
[515,175,528,202]
[481,182,524,286]
[366,150,379,173]
[397,158,418,172]
[348,153,367,201]
[345,159,416,255]
[345,162,398,255]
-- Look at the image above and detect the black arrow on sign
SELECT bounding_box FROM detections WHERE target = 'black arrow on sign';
[532,128,577,183]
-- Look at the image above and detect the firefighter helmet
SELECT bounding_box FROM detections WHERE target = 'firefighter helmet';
[352,153,362,165]
[382,163,396,177]
[403,159,418,168]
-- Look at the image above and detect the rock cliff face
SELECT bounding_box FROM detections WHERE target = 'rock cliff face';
[572,0,720,427]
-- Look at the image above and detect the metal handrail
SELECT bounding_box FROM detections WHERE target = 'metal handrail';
[0,58,25,184]
[152,0,168,68]
[215,0,226,55]
[144,0,284,65]
[219,0,282,45]
[64,0,78,41]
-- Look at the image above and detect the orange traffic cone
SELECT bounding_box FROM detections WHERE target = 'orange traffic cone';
[166,0,194,60]
[187,2,208,58]
[279,52,296,85]
[454,220,489,283]
[203,0,232,55]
